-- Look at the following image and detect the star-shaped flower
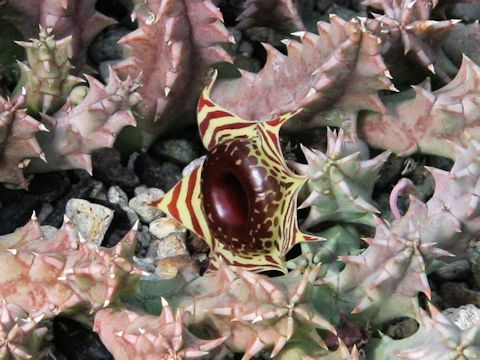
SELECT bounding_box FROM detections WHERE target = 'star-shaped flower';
[154,73,322,272]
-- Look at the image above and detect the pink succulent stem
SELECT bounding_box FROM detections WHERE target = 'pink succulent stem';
[389,178,419,219]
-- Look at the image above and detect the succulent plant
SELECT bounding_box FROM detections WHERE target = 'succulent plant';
[154,78,321,272]
[5,0,115,70]
[94,299,225,360]
[328,198,452,324]
[0,26,140,188]
[389,139,480,258]
[209,15,393,130]
[371,303,480,359]
[168,259,335,359]
[114,0,234,148]
[0,301,48,360]
[289,128,390,228]
[14,27,83,114]
[363,0,460,81]
[0,92,46,188]
[2,0,480,359]
[30,70,139,175]
[0,215,142,318]
[274,340,360,360]
[359,55,480,159]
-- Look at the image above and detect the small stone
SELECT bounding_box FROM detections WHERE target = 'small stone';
[92,148,140,189]
[238,41,254,57]
[155,233,189,260]
[134,257,156,274]
[134,185,149,196]
[440,282,480,308]
[65,199,114,245]
[127,152,140,171]
[94,200,134,247]
[449,3,480,22]
[189,233,210,254]
[42,177,98,228]
[134,154,182,191]
[37,202,54,223]
[182,156,206,177]
[107,186,128,207]
[430,290,443,309]
[375,154,404,193]
[443,304,480,330]
[40,225,59,240]
[0,172,71,234]
[155,255,199,281]
[244,27,284,47]
[468,244,480,287]
[149,217,186,240]
[89,180,107,201]
[121,206,139,226]
[145,241,158,259]
[435,260,471,282]
[150,138,200,166]
[129,188,165,223]
[138,225,153,248]
[443,24,480,69]
[89,26,130,64]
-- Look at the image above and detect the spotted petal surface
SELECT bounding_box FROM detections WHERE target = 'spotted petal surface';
[155,75,321,272]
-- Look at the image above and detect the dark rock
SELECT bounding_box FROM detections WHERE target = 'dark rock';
[244,27,284,48]
[426,155,454,172]
[434,260,472,282]
[53,317,113,360]
[440,282,480,308]
[42,177,98,228]
[89,25,130,64]
[70,169,94,181]
[27,172,71,203]
[447,3,480,24]
[95,0,132,22]
[188,233,210,255]
[150,138,200,166]
[409,166,435,202]
[134,154,182,191]
[316,0,362,12]
[373,153,404,193]
[443,23,480,67]
[92,148,140,189]
[0,172,72,234]
[216,0,245,26]
[0,187,38,235]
